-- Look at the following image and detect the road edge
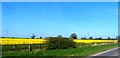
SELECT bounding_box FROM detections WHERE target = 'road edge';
[90,47,119,56]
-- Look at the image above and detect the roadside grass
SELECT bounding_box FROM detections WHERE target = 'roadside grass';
[2,43,119,56]
[2,44,44,51]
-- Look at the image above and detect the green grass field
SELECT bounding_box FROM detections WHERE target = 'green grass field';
[2,43,118,56]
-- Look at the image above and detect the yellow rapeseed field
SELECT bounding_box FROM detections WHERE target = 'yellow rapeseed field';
[0,38,118,45]
[0,38,46,45]
[73,39,118,43]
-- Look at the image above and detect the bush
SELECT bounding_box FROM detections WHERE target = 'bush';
[118,40,120,43]
[45,37,76,50]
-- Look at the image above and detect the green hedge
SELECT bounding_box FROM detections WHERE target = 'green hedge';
[45,37,76,50]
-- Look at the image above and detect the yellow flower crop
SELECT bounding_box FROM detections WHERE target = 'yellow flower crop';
[73,39,118,43]
[0,38,47,45]
[0,38,118,45]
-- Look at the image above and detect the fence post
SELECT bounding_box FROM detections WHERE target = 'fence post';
[12,44,16,50]
[28,44,32,51]
[40,44,41,49]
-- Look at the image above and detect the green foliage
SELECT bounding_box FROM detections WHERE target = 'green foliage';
[57,35,62,38]
[45,37,76,50]
[117,36,120,43]
[2,44,45,51]
[40,36,42,39]
[31,34,35,39]
[2,43,118,56]
[94,37,102,40]
[81,37,87,39]
[70,33,77,39]
[89,37,93,39]
[107,37,111,40]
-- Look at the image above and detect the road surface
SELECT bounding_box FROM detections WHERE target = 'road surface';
[88,47,120,58]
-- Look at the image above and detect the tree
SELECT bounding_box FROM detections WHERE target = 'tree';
[98,37,102,40]
[40,36,42,39]
[81,37,84,39]
[29,34,36,51]
[116,36,120,42]
[70,33,77,39]
[81,37,86,39]
[107,37,111,40]
[94,37,102,40]
[89,36,93,39]
[57,35,62,38]
[31,34,35,39]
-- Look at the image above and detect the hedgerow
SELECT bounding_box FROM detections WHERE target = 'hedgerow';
[45,37,76,50]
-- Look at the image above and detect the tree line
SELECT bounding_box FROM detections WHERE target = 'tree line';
[30,33,117,40]
[1,33,118,40]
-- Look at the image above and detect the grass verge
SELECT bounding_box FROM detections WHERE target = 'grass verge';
[2,43,119,56]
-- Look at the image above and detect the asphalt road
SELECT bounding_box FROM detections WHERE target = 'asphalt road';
[88,47,120,58]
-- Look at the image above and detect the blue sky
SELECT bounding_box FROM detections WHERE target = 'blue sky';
[0,2,1,37]
[2,0,120,2]
[2,2,118,38]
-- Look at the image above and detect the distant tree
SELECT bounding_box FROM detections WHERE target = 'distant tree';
[98,37,102,40]
[116,36,120,42]
[1,37,5,38]
[111,38,114,40]
[84,37,87,39]
[89,36,93,39]
[81,37,84,39]
[94,37,102,40]
[11,37,15,38]
[31,34,35,39]
[29,34,35,51]
[70,33,77,39]
[57,35,62,38]
[40,36,42,39]
[81,37,86,39]
[107,37,111,40]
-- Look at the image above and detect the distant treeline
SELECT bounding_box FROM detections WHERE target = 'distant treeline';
[0,37,118,40]
[1,33,119,40]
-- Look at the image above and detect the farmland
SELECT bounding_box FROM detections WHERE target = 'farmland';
[2,2,119,58]
[1,38,119,57]
[1,38,46,45]
[0,38,118,45]
[2,42,119,56]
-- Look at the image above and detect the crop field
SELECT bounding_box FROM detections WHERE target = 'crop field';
[0,38,118,45]
[73,39,118,43]
[0,38,46,45]
[1,38,119,56]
